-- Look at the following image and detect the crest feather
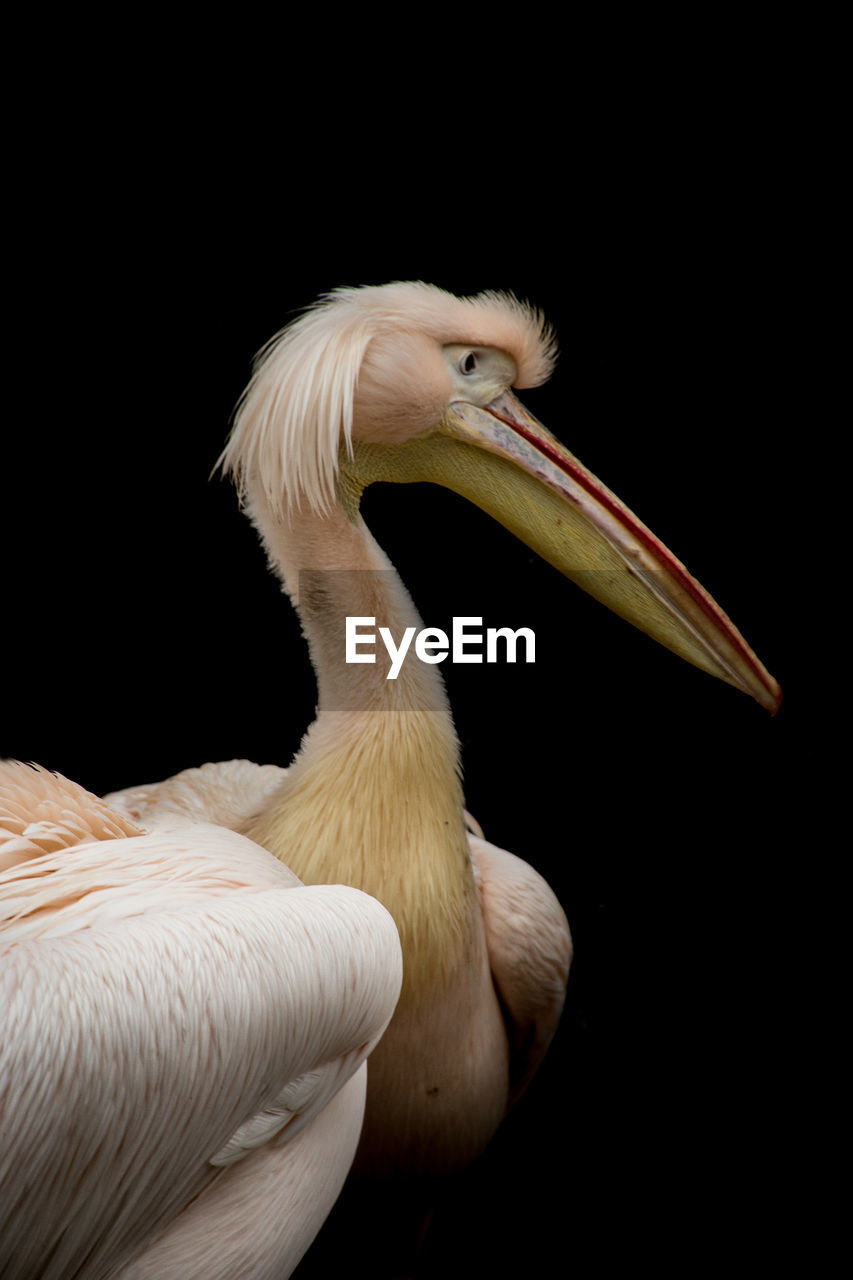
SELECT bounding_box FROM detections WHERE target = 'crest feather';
[218,282,557,519]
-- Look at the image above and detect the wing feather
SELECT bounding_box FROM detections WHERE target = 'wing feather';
[469,833,571,1107]
[0,824,401,1280]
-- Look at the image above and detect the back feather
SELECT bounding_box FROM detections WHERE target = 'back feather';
[0,762,144,872]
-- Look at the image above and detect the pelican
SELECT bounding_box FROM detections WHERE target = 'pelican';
[1,281,780,1275]
[0,760,402,1279]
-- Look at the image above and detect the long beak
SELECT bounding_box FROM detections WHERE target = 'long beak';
[344,390,781,713]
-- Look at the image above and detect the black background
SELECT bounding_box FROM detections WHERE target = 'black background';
[2,78,817,1277]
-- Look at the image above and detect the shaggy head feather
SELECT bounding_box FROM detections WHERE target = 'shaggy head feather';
[218,282,557,520]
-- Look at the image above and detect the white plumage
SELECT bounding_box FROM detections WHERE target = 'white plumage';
[0,761,402,1279]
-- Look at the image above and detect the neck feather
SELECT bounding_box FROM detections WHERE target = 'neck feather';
[242,481,478,989]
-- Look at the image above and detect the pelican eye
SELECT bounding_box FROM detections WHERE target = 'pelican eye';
[459,352,478,375]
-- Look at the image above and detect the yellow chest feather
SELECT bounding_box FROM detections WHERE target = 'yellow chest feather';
[244,712,478,994]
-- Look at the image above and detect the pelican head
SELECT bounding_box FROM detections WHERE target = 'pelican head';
[220,281,780,712]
